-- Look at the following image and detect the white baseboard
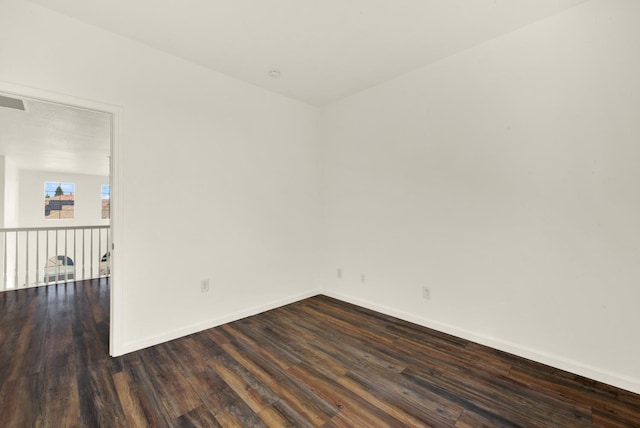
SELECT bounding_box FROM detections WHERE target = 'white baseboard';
[117,288,322,356]
[322,290,640,395]
[115,286,640,395]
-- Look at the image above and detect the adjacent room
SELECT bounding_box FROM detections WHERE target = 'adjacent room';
[1,0,639,425]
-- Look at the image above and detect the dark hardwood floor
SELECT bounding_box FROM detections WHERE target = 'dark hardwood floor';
[1,281,639,427]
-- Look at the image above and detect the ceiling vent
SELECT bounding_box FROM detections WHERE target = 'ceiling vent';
[0,95,26,111]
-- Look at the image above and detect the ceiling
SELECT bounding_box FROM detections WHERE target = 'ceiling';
[3,1,587,177]
[28,0,587,106]
[0,95,111,176]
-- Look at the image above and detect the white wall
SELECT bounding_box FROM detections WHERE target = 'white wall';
[0,156,6,227]
[0,156,18,227]
[2,0,639,395]
[18,170,109,227]
[0,0,321,354]
[321,0,640,393]
[0,156,19,291]
[3,157,19,228]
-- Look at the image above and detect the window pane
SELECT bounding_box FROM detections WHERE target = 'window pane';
[44,182,75,219]
[101,184,110,219]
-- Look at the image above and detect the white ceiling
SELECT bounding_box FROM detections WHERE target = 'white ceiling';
[4,1,587,176]
[0,96,111,176]
[28,0,587,106]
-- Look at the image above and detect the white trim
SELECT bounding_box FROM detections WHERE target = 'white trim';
[117,288,322,355]
[109,100,125,357]
[0,80,125,357]
[322,290,640,395]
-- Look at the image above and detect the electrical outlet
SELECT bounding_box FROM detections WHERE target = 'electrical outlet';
[200,279,210,292]
[422,287,431,300]
[361,274,366,283]
[337,268,342,279]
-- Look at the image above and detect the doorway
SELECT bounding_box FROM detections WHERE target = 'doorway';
[0,81,123,356]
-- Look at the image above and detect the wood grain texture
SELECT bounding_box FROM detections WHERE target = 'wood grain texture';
[1,281,640,427]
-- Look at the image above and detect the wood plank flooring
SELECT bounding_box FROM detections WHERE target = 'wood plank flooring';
[1,281,640,427]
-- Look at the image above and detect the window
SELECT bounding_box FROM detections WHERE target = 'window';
[101,184,110,219]
[44,182,75,219]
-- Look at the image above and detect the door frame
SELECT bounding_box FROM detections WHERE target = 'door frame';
[0,80,125,356]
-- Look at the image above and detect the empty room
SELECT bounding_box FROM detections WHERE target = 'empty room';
[1,0,639,426]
